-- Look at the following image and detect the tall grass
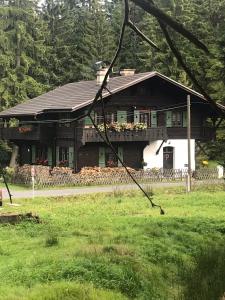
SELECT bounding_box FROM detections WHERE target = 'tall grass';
[0,188,225,299]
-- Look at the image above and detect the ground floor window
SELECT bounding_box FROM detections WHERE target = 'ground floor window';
[36,146,48,165]
[58,147,69,167]
[105,147,118,167]
[56,146,74,168]
[99,146,123,167]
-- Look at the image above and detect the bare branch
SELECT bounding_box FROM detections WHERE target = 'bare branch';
[127,19,160,50]
[89,108,165,214]
[158,22,224,117]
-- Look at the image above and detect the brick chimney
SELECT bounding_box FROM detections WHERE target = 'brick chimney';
[96,68,109,85]
[120,69,135,76]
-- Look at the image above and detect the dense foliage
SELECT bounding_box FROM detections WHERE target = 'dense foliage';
[0,0,225,109]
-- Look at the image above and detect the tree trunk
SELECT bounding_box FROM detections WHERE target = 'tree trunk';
[9,144,19,168]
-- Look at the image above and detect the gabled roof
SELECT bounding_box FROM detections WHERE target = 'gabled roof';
[0,71,223,117]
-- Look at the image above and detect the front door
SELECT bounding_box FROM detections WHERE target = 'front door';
[20,145,32,165]
[163,147,174,169]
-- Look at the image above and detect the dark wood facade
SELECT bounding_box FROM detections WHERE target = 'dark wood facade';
[0,75,220,171]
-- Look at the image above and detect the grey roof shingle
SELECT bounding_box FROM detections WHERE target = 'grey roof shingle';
[0,71,221,118]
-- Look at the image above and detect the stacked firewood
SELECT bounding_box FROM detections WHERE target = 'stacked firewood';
[52,167,73,175]
[80,166,135,175]
[14,165,51,183]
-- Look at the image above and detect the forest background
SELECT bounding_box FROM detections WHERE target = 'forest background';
[0,0,225,165]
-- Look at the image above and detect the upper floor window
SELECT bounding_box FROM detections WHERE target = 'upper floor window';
[166,111,187,127]
[105,112,116,124]
[139,111,150,126]
[172,111,182,127]
[94,111,116,125]
[134,109,157,127]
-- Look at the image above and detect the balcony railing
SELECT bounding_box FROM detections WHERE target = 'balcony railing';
[82,127,168,144]
[0,125,55,141]
[167,126,215,140]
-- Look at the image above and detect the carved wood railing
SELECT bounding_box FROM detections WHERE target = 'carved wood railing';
[82,126,168,144]
[0,125,55,141]
[167,126,216,140]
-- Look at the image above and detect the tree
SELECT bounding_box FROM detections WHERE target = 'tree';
[0,0,49,110]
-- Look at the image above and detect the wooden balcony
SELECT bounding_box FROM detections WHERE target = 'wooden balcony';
[82,127,168,144]
[0,125,54,142]
[167,126,216,141]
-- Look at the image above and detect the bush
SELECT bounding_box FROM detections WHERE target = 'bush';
[0,141,11,166]
[45,235,59,247]
[3,167,15,182]
[179,244,225,300]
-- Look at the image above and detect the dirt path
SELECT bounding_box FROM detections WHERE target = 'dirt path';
[1,182,185,200]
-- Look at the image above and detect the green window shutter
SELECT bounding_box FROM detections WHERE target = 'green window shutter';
[118,146,123,167]
[134,110,140,124]
[56,146,59,165]
[183,111,187,127]
[151,111,157,127]
[69,146,74,168]
[84,110,94,126]
[31,145,36,164]
[166,111,172,127]
[117,111,127,123]
[48,147,53,166]
[99,147,105,167]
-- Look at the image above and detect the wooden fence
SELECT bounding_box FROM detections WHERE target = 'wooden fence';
[11,167,224,188]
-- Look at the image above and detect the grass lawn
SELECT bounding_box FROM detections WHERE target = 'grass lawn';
[0,187,225,299]
[0,182,29,191]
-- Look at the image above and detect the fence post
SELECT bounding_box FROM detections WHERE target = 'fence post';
[0,189,2,206]
[31,166,35,199]
[186,174,191,193]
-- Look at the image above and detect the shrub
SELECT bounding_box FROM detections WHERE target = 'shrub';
[45,235,59,247]
[4,167,15,182]
[0,141,11,166]
[179,244,225,300]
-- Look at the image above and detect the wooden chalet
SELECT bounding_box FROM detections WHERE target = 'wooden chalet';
[0,70,224,171]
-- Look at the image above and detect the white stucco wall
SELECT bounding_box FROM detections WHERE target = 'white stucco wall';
[143,139,195,170]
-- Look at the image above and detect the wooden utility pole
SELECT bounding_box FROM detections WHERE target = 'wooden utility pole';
[187,95,191,192]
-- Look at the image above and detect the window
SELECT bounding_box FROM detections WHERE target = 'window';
[140,111,150,126]
[59,147,69,162]
[99,146,123,168]
[36,146,48,164]
[105,147,118,167]
[95,112,115,125]
[172,112,182,127]
[105,112,115,124]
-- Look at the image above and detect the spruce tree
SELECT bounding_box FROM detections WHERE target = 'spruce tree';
[0,0,49,110]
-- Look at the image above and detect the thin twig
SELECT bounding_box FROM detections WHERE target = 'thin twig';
[127,19,160,50]
[158,22,224,117]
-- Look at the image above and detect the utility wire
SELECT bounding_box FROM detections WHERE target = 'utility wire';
[0,104,190,126]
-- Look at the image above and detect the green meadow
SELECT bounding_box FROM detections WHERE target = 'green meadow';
[0,186,225,299]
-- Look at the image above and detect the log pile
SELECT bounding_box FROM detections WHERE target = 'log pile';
[14,165,51,182]
[12,165,136,186]
[52,167,73,175]
[80,166,135,175]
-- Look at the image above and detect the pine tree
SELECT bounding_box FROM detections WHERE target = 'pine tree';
[0,0,49,110]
